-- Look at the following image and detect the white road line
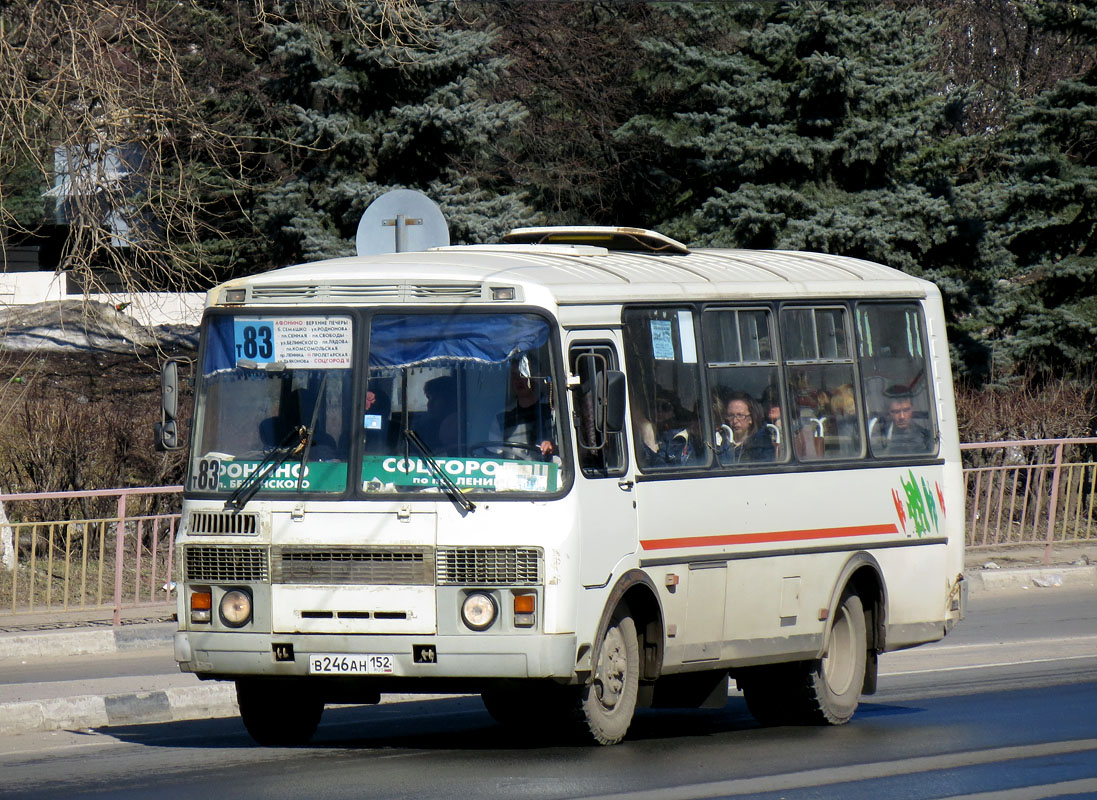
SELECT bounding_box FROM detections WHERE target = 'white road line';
[571,739,1097,800]
[883,653,1097,676]
[936,777,1097,800]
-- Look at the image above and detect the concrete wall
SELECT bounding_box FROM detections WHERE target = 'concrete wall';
[0,271,204,326]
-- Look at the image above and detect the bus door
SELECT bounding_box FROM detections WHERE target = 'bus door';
[568,336,637,588]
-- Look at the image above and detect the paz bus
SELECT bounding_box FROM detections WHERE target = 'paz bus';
[160,226,966,746]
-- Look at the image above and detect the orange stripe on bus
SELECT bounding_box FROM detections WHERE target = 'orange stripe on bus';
[640,523,900,551]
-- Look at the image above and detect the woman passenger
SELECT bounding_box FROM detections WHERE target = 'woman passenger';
[717,391,774,465]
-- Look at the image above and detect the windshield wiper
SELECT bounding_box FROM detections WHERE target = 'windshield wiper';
[402,428,476,517]
[224,425,308,513]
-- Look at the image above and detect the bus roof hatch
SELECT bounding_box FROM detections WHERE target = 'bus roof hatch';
[500,226,690,255]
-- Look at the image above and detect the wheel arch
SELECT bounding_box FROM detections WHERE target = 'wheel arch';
[822,552,887,657]
[588,569,665,683]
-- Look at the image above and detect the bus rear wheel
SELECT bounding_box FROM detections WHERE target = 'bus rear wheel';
[741,591,867,726]
[236,679,324,746]
[808,591,867,724]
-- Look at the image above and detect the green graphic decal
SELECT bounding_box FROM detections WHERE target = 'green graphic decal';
[214,460,348,493]
[362,455,558,493]
[893,469,942,538]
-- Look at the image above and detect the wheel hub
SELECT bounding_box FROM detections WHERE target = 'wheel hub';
[595,626,628,710]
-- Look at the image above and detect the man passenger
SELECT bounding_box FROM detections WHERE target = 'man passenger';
[875,387,933,455]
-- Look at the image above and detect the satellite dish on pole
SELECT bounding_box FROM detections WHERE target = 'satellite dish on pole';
[356,189,449,256]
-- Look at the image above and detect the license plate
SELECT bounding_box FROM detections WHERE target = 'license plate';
[308,654,395,675]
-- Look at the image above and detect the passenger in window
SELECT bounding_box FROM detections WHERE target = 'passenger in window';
[638,390,694,466]
[761,385,784,459]
[717,391,774,465]
[828,384,860,457]
[873,386,933,455]
[791,390,825,460]
[362,387,391,454]
[415,375,459,452]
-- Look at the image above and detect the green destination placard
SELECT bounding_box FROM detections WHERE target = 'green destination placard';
[362,455,558,493]
[214,460,348,492]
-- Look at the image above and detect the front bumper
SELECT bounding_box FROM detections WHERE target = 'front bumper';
[176,629,578,681]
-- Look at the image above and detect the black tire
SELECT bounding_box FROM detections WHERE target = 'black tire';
[740,663,799,727]
[236,679,324,746]
[804,591,867,724]
[576,612,640,745]
[741,591,867,727]
[481,682,568,731]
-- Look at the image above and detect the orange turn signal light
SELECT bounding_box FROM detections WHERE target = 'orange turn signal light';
[190,590,212,623]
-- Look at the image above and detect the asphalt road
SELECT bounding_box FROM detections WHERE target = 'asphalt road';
[2,585,1096,799]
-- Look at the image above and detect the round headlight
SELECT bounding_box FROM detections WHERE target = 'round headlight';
[219,589,252,627]
[461,592,497,631]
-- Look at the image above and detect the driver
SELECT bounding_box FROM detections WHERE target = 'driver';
[497,360,555,457]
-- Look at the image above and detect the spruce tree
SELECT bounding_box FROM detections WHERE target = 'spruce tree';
[976,2,1097,377]
[252,2,536,265]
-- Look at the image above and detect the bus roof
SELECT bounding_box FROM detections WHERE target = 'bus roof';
[214,233,935,309]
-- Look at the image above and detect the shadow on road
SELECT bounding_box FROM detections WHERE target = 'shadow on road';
[96,694,927,753]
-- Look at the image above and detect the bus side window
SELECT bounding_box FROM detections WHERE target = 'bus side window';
[569,344,626,476]
[780,306,864,461]
[702,307,786,466]
[622,308,707,470]
[856,302,938,458]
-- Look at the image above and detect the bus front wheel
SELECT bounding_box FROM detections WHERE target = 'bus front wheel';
[577,611,640,745]
[236,678,324,746]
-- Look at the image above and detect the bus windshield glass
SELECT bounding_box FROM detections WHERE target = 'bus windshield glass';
[189,314,355,496]
[361,312,565,496]
[187,310,566,499]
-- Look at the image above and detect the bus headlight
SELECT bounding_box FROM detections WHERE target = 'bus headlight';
[219,589,252,628]
[461,592,497,631]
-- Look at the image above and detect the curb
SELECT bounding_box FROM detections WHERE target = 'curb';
[0,623,175,661]
[965,563,1097,592]
[0,683,240,736]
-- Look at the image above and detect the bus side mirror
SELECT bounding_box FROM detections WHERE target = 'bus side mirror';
[154,358,186,451]
[605,370,626,434]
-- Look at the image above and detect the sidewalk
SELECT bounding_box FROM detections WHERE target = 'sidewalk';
[0,621,235,736]
[1,545,1095,738]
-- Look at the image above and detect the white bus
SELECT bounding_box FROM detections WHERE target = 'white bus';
[162,226,966,746]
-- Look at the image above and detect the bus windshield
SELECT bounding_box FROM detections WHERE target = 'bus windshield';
[187,310,565,499]
[362,312,564,496]
[189,314,356,496]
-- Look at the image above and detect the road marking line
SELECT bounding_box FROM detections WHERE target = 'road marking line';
[883,654,1097,676]
[936,777,1097,800]
[570,738,1097,800]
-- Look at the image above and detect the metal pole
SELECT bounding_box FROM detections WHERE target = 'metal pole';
[395,214,407,252]
[113,494,127,626]
[1044,442,1064,566]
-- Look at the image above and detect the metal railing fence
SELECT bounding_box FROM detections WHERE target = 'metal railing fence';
[2,439,1097,625]
[962,437,1097,564]
[0,486,181,625]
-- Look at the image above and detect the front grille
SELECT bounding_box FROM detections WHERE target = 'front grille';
[436,547,541,586]
[184,545,269,582]
[273,546,433,585]
[188,511,258,535]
